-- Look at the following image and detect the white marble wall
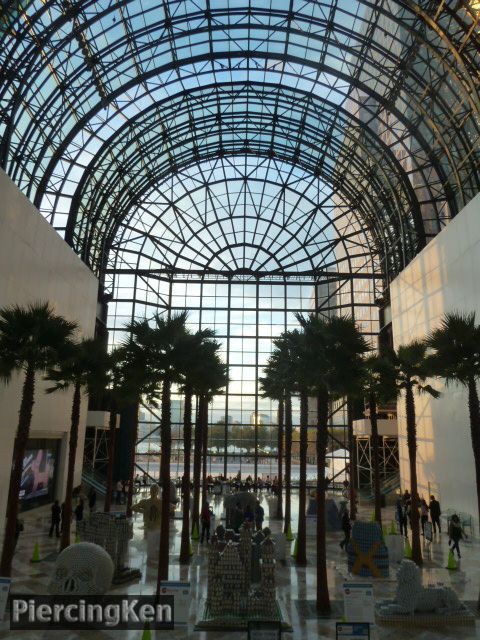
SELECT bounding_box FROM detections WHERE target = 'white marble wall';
[390,192,480,534]
[0,169,98,533]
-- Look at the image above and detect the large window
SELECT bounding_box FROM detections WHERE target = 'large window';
[107,272,379,483]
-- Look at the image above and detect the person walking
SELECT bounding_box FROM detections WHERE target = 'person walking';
[74,498,84,523]
[49,500,61,538]
[448,514,467,559]
[88,487,97,513]
[429,495,441,535]
[60,501,66,534]
[420,498,429,535]
[14,519,24,551]
[233,502,243,532]
[200,502,213,543]
[396,498,407,537]
[244,503,254,525]
[115,479,123,505]
[339,506,351,550]
[254,500,264,531]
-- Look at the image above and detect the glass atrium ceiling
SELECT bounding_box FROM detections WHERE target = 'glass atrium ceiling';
[1,1,479,282]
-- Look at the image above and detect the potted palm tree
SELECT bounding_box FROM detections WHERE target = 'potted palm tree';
[0,302,76,575]
[297,313,369,613]
[177,330,217,563]
[285,329,311,567]
[387,341,439,566]
[191,347,228,542]
[46,337,109,549]
[360,355,397,526]
[103,347,128,514]
[121,322,162,517]
[259,359,285,519]
[426,312,480,558]
[264,335,295,534]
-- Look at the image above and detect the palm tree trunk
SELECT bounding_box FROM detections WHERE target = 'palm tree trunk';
[179,385,193,563]
[201,397,209,507]
[191,396,203,536]
[466,377,480,612]
[0,365,35,576]
[276,397,284,519]
[158,378,172,589]
[405,383,422,566]
[369,392,382,526]
[467,377,480,538]
[60,380,82,550]
[296,390,308,565]
[126,401,139,518]
[347,399,357,521]
[284,393,292,535]
[104,405,117,513]
[316,389,331,612]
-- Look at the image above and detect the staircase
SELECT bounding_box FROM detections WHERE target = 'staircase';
[81,465,107,496]
[363,473,400,502]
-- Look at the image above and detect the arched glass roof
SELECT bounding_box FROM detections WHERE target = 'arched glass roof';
[1,0,479,281]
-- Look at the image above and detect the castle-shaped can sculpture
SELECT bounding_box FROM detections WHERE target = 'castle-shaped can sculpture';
[206,524,277,620]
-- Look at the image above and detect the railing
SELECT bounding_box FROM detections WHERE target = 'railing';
[81,465,107,496]
[362,473,400,502]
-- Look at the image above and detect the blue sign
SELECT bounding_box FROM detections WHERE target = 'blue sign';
[336,622,370,639]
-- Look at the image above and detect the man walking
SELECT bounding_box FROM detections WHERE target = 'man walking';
[429,495,441,535]
[49,500,61,538]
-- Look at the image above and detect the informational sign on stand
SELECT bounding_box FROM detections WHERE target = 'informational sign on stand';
[336,622,370,639]
[424,522,433,542]
[159,581,190,625]
[0,578,11,622]
[247,620,282,640]
[342,582,375,623]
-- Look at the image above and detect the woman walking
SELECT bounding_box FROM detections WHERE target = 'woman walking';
[448,514,467,559]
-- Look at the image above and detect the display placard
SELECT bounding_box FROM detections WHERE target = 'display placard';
[159,581,190,625]
[424,522,433,542]
[342,582,375,624]
[0,578,11,622]
[247,620,282,640]
[336,622,370,639]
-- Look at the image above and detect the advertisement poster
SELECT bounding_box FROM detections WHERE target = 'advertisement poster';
[336,622,370,639]
[159,581,190,625]
[19,448,56,501]
[0,578,11,622]
[342,582,375,624]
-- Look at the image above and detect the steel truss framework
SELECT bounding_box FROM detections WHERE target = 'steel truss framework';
[356,435,400,490]
[0,0,479,284]
[1,1,480,481]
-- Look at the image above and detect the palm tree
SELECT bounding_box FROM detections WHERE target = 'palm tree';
[360,355,397,526]
[259,360,285,519]
[121,323,161,518]
[426,312,480,547]
[152,312,189,584]
[266,336,296,533]
[285,329,311,567]
[0,302,76,575]
[103,348,127,514]
[46,338,109,549]
[387,341,439,566]
[297,313,369,613]
[191,348,228,541]
[177,330,217,563]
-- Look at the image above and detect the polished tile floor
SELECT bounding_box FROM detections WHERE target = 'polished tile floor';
[1,489,479,639]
